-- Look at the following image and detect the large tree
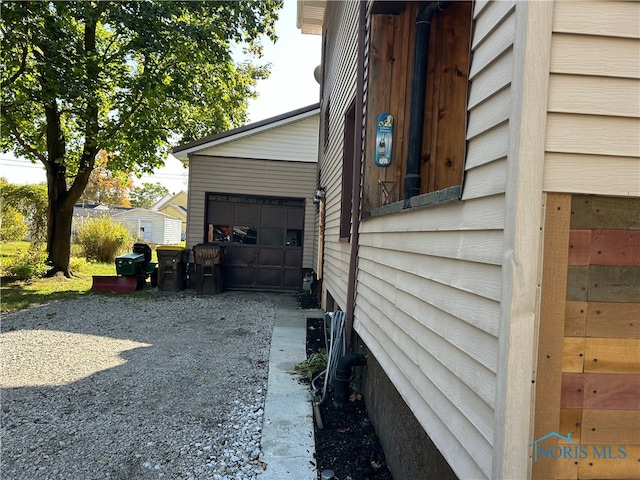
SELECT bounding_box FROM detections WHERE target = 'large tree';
[1,1,280,276]
[130,182,169,209]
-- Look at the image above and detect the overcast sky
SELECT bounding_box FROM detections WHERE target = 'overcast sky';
[0,0,322,194]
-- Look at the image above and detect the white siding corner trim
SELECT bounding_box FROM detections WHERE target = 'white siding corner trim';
[493,1,553,479]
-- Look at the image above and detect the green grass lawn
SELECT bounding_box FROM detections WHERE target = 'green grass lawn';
[0,240,31,259]
[0,241,147,314]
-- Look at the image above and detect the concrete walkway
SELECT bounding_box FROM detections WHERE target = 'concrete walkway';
[260,294,324,479]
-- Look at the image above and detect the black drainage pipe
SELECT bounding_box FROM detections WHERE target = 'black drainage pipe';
[333,352,366,406]
[404,0,452,203]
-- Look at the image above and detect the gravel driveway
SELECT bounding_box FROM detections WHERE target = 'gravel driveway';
[1,291,279,480]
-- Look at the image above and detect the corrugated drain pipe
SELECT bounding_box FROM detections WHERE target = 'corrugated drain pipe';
[404,0,452,203]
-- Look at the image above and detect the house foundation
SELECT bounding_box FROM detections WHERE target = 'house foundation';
[353,333,459,480]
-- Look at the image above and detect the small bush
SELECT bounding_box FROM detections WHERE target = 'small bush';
[0,205,28,242]
[68,256,91,274]
[3,247,49,280]
[75,216,132,263]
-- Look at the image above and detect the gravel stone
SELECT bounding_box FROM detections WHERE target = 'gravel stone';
[1,291,279,480]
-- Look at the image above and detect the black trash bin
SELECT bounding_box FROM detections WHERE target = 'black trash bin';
[132,243,152,264]
[156,246,189,291]
[193,243,224,294]
[133,242,157,287]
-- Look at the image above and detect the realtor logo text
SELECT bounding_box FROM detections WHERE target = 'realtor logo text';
[530,432,626,462]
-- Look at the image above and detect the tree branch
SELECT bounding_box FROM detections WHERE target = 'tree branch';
[1,44,28,89]
[102,57,163,140]
[0,105,47,163]
[67,2,103,202]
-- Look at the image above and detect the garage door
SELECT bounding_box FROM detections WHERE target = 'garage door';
[205,194,305,290]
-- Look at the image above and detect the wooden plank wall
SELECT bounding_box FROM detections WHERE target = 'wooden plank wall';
[421,1,472,194]
[534,194,640,479]
[362,3,418,212]
[361,2,472,213]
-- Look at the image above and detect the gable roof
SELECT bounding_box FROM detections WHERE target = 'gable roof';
[161,203,187,219]
[111,208,177,221]
[171,103,319,161]
[151,190,187,211]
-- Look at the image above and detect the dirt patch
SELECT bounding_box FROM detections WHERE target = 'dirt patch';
[305,315,393,480]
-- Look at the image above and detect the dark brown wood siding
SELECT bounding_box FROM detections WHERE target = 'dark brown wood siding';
[362,1,472,213]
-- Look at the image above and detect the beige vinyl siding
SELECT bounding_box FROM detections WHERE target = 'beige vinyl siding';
[464,0,515,202]
[197,115,320,163]
[318,0,359,310]
[355,198,505,480]
[465,121,509,170]
[185,156,317,269]
[469,4,515,79]
[544,153,639,197]
[547,75,639,118]
[544,0,640,196]
[350,1,519,478]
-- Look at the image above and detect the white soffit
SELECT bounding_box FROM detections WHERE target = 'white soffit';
[297,0,325,35]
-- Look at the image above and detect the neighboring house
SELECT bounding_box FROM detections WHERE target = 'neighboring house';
[172,104,320,291]
[151,190,188,238]
[71,204,129,235]
[299,1,639,480]
[110,208,182,245]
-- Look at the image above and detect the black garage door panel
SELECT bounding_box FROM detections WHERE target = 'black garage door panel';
[235,204,259,224]
[206,194,305,291]
[287,208,304,228]
[259,248,284,266]
[285,249,302,267]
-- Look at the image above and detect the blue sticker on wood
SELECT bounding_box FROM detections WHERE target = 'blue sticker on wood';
[375,113,393,167]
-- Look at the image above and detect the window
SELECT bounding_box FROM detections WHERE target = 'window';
[261,227,284,246]
[210,225,230,242]
[286,229,303,247]
[363,1,473,214]
[232,226,257,244]
[340,101,356,240]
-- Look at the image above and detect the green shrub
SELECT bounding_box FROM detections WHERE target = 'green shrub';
[294,351,328,380]
[0,180,48,243]
[3,246,49,280]
[0,204,28,242]
[68,256,91,274]
[75,216,132,263]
